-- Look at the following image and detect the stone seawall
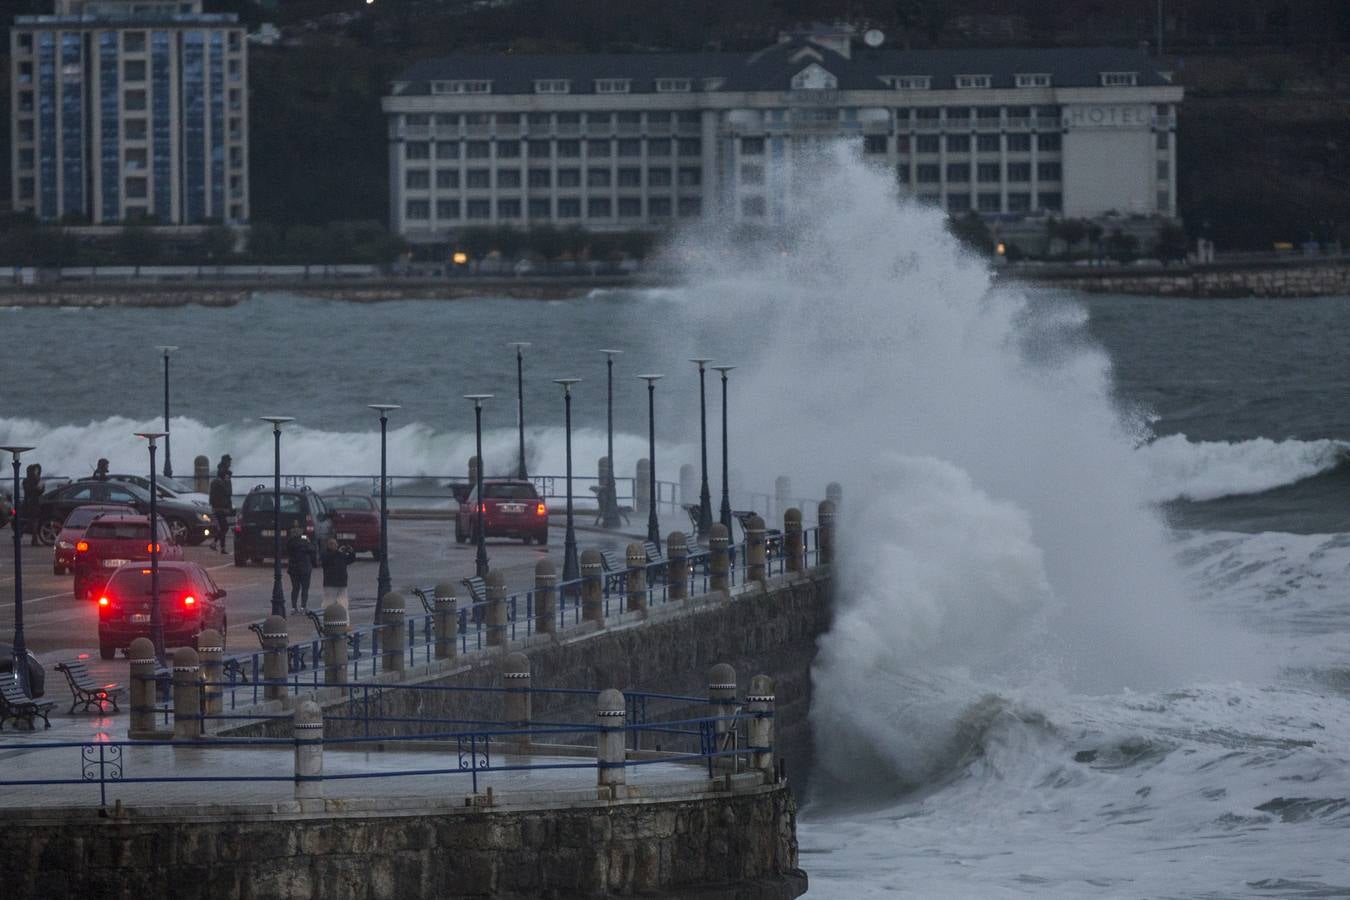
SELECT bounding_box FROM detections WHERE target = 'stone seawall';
[1015,259,1350,298]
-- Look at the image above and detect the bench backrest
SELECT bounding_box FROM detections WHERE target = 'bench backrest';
[407,586,435,614]
[461,576,486,603]
[1,675,30,702]
[643,541,663,563]
[599,549,626,572]
[57,660,94,684]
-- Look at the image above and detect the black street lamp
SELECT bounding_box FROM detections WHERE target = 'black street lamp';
[259,416,294,617]
[637,374,663,545]
[710,366,736,535]
[598,349,623,529]
[369,404,400,602]
[156,346,177,477]
[464,395,493,578]
[2,445,35,695]
[553,378,581,581]
[508,342,531,480]
[134,432,167,663]
[689,358,713,540]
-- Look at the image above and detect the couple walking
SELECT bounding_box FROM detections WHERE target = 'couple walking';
[284,531,356,614]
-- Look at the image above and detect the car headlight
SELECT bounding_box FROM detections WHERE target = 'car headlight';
[198,512,212,522]
[56,540,72,550]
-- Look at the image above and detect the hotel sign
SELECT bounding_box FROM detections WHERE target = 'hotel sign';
[1063,105,1151,129]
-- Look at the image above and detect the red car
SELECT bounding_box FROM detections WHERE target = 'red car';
[324,494,382,558]
[52,504,124,575]
[96,561,227,660]
[72,512,182,601]
[454,479,549,545]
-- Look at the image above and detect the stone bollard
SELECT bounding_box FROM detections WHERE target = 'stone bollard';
[818,499,835,566]
[597,455,612,487]
[635,458,651,514]
[129,637,158,736]
[774,476,791,522]
[625,542,647,613]
[485,571,508,647]
[708,663,739,773]
[596,688,627,791]
[172,646,202,740]
[322,603,350,685]
[501,652,531,746]
[380,591,406,674]
[467,455,480,487]
[262,614,289,703]
[293,696,323,802]
[193,455,211,493]
[580,549,604,624]
[680,464,697,506]
[667,531,689,602]
[534,559,557,635]
[747,674,776,776]
[745,513,767,583]
[434,581,458,660]
[784,508,804,573]
[196,628,223,719]
[826,481,843,510]
[709,523,730,595]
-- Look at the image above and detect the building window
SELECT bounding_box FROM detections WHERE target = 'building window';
[617,139,641,157]
[742,137,765,155]
[527,112,551,130]
[1008,193,1031,211]
[405,142,430,160]
[558,168,581,187]
[466,169,490,189]
[977,163,1000,183]
[895,135,910,154]
[1039,192,1062,211]
[406,114,430,127]
[918,194,941,205]
[976,106,1001,121]
[406,199,429,219]
[947,135,970,153]
[528,140,551,158]
[587,168,611,188]
[436,142,460,160]
[916,135,940,154]
[498,198,521,218]
[650,196,672,217]
[18,148,34,170]
[123,31,145,52]
[741,164,765,186]
[125,89,147,111]
[945,107,971,121]
[618,167,642,187]
[1157,160,1169,179]
[677,167,701,187]
[916,164,940,183]
[529,198,551,218]
[1007,134,1031,152]
[124,59,146,81]
[1157,132,1169,150]
[557,140,581,157]
[896,165,910,184]
[649,168,672,187]
[916,107,940,121]
[17,120,34,142]
[1015,73,1052,88]
[619,197,642,217]
[1038,161,1061,181]
[678,197,702,216]
[437,169,460,189]
[1100,72,1138,87]
[648,139,672,157]
[741,196,767,217]
[498,170,521,189]
[864,135,888,154]
[947,194,971,212]
[497,141,521,158]
[432,80,492,94]
[884,75,931,90]
[588,139,611,157]
[595,79,631,93]
[588,197,613,217]
[677,139,702,156]
[955,74,991,89]
[946,163,970,182]
[535,79,570,93]
[466,199,491,219]
[558,198,581,218]
[977,193,1001,212]
[656,78,691,92]
[437,199,460,219]
[466,141,490,159]
[405,169,430,190]
[976,134,1000,152]
[1037,133,1061,152]
[126,177,148,199]
[436,113,460,127]
[1007,163,1031,182]
[528,168,551,188]
[1157,191,1170,211]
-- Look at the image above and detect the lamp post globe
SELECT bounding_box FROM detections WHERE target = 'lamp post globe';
[134,432,168,662]
[2,445,35,695]
[710,366,736,536]
[463,395,493,579]
[259,417,295,618]
[508,342,531,480]
[597,350,623,529]
[689,358,713,540]
[368,404,401,603]
[156,346,177,478]
[637,374,664,545]
[553,379,582,582]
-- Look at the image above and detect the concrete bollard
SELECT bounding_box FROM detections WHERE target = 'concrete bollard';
[625,542,648,613]
[128,637,158,736]
[597,455,612,487]
[680,464,697,506]
[379,591,406,673]
[784,508,804,573]
[596,688,627,790]
[434,581,458,660]
[293,696,323,801]
[747,674,776,776]
[708,663,739,773]
[534,559,557,635]
[635,459,651,514]
[193,455,211,494]
[818,499,835,566]
[467,455,480,487]
[172,646,202,740]
[774,476,791,522]
[826,481,843,510]
[485,571,508,647]
[322,603,349,685]
[580,549,604,624]
[196,628,223,719]
[501,652,531,744]
[667,531,689,601]
[746,513,767,583]
[709,523,730,595]
[262,614,289,703]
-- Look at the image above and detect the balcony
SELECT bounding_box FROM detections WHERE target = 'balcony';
[676,122,701,135]
[495,123,521,137]
[647,121,671,135]
[556,122,580,135]
[617,121,641,134]
[586,122,611,136]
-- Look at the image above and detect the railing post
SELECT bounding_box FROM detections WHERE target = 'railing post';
[708,662,739,774]
[172,646,202,740]
[774,475,791,522]
[197,627,223,718]
[746,513,766,584]
[434,581,458,660]
[747,674,775,777]
[818,499,835,566]
[129,637,159,738]
[635,459,651,514]
[596,688,626,794]
[485,571,507,647]
[293,696,323,802]
[262,613,289,703]
[380,590,406,674]
[534,559,557,635]
[625,542,647,613]
[667,531,688,602]
[581,549,604,624]
[323,602,349,684]
[709,523,730,595]
[502,651,531,747]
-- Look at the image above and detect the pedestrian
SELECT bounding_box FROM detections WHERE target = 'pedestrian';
[21,463,44,547]
[286,526,318,613]
[320,537,356,612]
[92,458,110,481]
[208,455,234,553]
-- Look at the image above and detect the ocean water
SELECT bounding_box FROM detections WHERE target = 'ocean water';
[5,151,1350,896]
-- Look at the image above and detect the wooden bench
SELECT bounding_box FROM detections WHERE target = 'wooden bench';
[248,622,307,672]
[55,660,123,714]
[0,674,56,731]
[598,549,629,594]
[732,510,783,555]
[682,503,702,533]
[684,534,711,574]
[590,485,633,526]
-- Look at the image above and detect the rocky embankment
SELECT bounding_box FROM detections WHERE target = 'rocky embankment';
[1010,258,1350,298]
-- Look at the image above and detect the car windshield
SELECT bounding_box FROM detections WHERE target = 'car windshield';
[107,569,190,594]
[86,522,151,540]
[484,483,538,500]
[248,494,303,514]
[325,496,375,511]
[62,507,113,528]
[157,477,195,494]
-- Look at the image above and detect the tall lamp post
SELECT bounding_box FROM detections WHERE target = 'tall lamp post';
[464,395,493,579]
[553,378,581,581]
[134,432,167,662]
[637,374,663,545]
[2,445,35,695]
[598,349,623,529]
[259,416,294,617]
[710,366,736,535]
[368,404,400,602]
[689,358,713,539]
[156,346,177,477]
[508,342,531,480]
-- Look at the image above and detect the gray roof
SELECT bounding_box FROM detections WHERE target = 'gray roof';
[392,41,1172,96]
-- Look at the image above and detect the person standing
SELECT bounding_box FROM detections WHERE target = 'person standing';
[208,455,234,553]
[286,527,318,613]
[21,463,44,546]
[92,458,110,481]
[320,537,356,612]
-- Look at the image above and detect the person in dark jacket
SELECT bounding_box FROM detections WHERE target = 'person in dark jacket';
[208,455,234,553]
[92,458,110,481]
[320,537,356,612]
[21,464,44,546]
[285,527,318,613]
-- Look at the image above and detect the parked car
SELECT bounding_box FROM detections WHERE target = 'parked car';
[96,561,227,660]
[52,504,125,575]
[0,642,45,697]
[323,493,382,558]
[106,473,211,508]
[232,485,334,566]
[454,479,549,546]
[71,512,182,601]
[34,479,215,546]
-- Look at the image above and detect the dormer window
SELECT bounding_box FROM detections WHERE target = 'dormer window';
[791,63,837,91]
[431,80,492,94]
[882,75,930,90]
[1101,71,1138,87]
[655,78,691,93]
[1015,73,1052,88]
[955,74,992,89]
[702,77,725,91]
[595,79,631,94]
[535,79,571,94]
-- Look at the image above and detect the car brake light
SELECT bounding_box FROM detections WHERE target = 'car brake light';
[98,596,109,607]
[146,542,161,554]
[479,502,487,515]
[536,503,547,516]
[306,516,314,534]
[76,540,89,552]
[183,595,196,607]
[234,523,242,534]
[141,568,153,574]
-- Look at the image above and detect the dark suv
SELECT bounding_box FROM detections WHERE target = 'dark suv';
[232,486,334,566]
[36,479,214,546]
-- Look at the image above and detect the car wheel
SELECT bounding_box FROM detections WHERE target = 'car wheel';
[53,564,65,576]
[454,523,466,544]
[233,551,247,567]
[371,548,383,561]
[99,642,115,661]
[536,531,549,546]
[167,518,189,545]
[38,519,61,546]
